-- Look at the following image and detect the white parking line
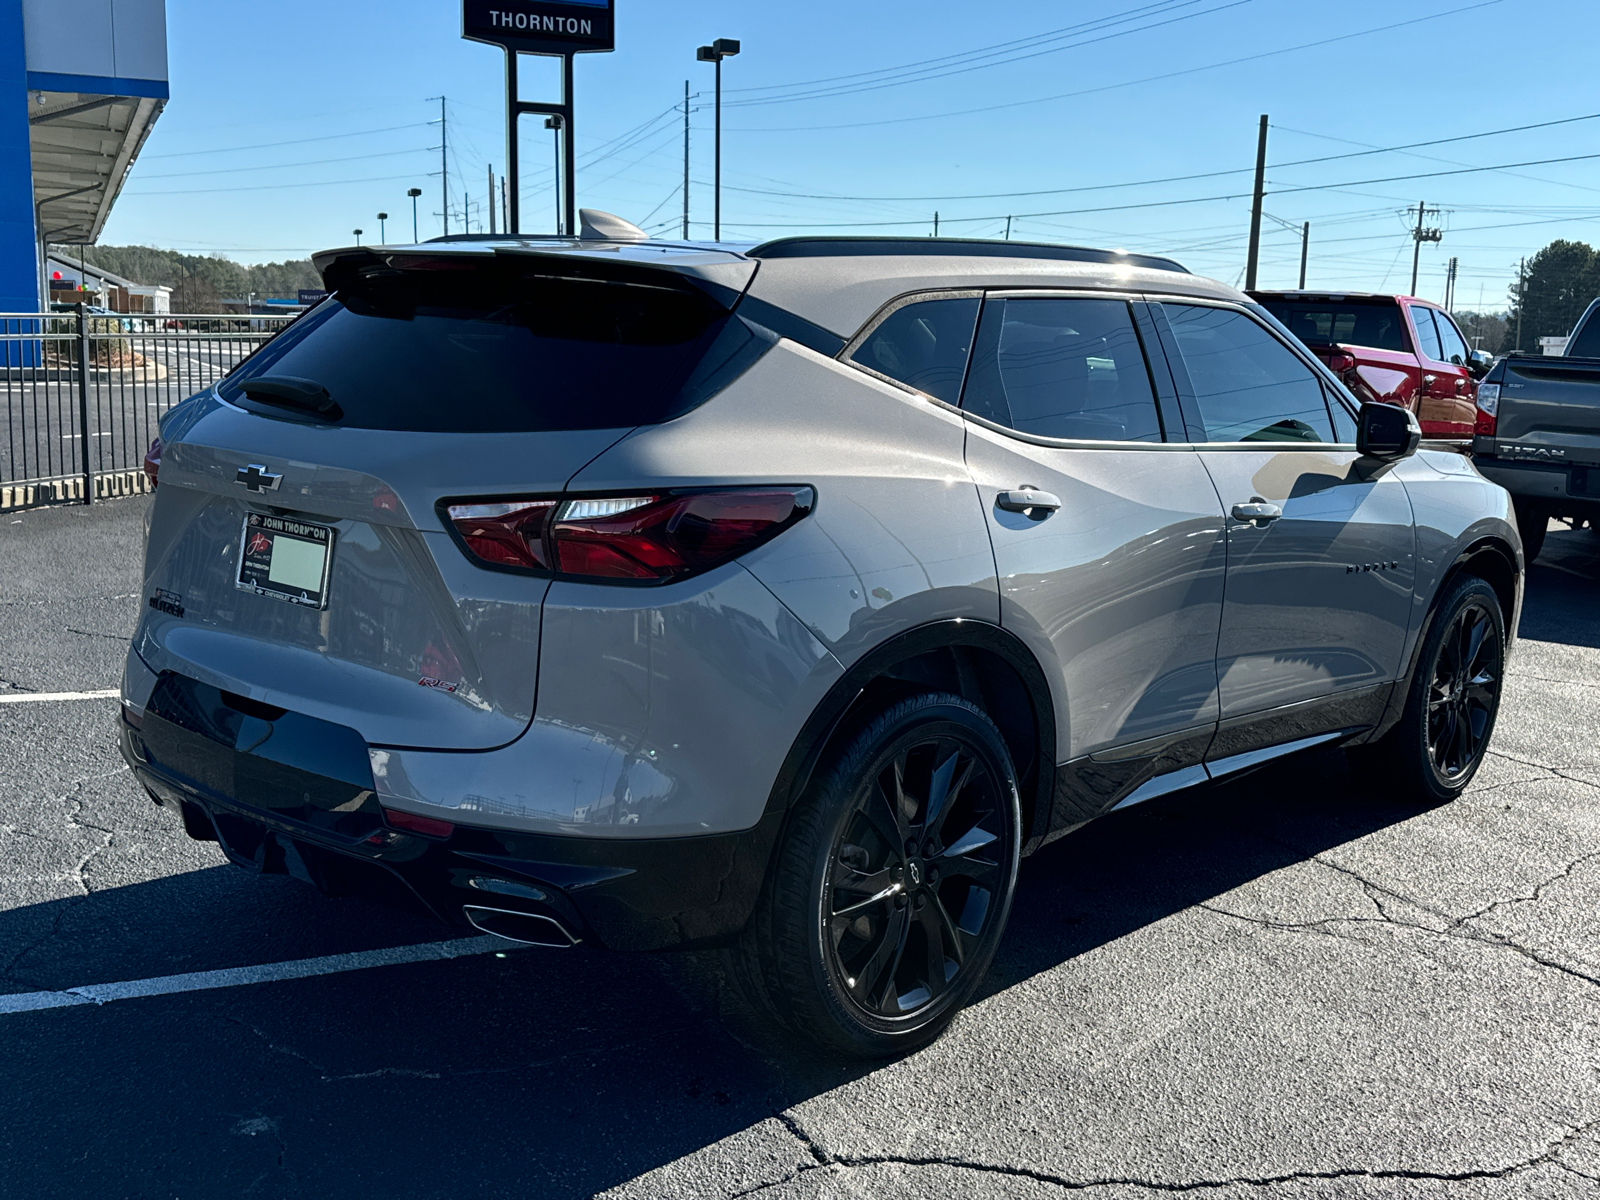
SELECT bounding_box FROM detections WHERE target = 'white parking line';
[0,689,118,704]
[0,936,514,1015]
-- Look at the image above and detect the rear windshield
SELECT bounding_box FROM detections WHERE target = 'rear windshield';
[1258,299,1409,354]
[218,258,751,432]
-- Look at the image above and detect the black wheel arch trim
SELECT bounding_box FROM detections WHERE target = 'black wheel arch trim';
[764,618,1058,857]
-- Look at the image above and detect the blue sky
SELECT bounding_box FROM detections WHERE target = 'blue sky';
[102,0,1600,312]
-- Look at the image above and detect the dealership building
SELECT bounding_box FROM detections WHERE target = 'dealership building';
[1,0,168,313]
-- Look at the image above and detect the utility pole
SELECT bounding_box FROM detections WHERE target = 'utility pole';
[487,165,496,235]
[697,39,740,241]
[427,96,449,236]
[1516,256,1526,351]
[1298,221,1309,288]
[682,80,690,239]
[1409,200,1442,296]
[501,176,509,236]
[464,189,470,235]
[933,211,939,237]
[1445,256,1458,312]
[1244,114,1268,291]
[408,187,421,242]
[1005,215,1012,240]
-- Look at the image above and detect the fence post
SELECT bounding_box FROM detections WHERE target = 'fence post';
[76,304,93,505]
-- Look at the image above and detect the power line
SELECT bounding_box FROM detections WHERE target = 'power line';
[725,0,1251,107]
[138,147,431,181]
[124,173,423,197]
[727,0,1504,132]
[142,121,432,159]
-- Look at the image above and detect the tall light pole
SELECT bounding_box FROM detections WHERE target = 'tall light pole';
[545,115,563,233]
[407,188,422,242]
[377,212,388,244]
[696,38,740,242]
[353,228,363,247]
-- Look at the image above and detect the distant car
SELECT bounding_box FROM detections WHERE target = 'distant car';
[1251,290,1492,440]
[122,224,1522,1056]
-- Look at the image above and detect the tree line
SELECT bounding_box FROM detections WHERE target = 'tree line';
[52,245,320,312]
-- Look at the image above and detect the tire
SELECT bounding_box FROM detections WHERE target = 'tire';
[738,693,1023,1058]
[1513,498,1548,564]
[1354,575,1506,804]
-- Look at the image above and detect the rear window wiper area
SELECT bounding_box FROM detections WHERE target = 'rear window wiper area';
[238,376,343,422]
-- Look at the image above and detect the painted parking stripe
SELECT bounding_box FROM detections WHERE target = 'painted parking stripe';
[0,936,514,1016]
[0,690,118,704]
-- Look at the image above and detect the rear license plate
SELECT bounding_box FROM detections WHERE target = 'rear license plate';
[237,513,334,609]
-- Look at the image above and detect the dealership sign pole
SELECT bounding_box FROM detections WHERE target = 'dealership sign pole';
[462,0,615,237]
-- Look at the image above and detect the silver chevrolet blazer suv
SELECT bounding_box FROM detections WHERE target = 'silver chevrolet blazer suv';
[120,218,1523,1056]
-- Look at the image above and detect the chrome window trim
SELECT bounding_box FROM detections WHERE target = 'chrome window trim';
[960,406,1197,452]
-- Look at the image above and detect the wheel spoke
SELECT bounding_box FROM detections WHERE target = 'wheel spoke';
[923,746,973,839]
[831,880,900,920]
[917,905,951,999]
[862,777,906,852]
[1451,707,1473,771]
[1462,612,1489,677]
[931,892,967,967]
[848,905,908,1009]
[833,865,893,897]
[940,848,1000,890]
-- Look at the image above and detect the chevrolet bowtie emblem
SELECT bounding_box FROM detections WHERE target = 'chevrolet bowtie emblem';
[236,464,282,493]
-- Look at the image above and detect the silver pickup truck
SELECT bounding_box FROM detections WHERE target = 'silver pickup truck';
[1472,299,1600,560]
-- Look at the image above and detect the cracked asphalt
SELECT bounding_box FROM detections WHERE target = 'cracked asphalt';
[2,495,1599,1199]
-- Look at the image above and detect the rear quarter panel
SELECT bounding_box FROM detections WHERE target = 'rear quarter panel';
[567,340,1002,666]
[1394,449,1522,657]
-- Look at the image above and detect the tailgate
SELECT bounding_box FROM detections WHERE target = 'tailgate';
[1493,355,1600,465]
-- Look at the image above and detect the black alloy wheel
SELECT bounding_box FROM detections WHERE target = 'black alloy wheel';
[1425,596,1503,785]
[824,732,1007,1021]
[738,693,1022,1057]
[1352,574,1505,803]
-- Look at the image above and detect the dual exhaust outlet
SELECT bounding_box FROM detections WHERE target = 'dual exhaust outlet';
[462,904,580,948]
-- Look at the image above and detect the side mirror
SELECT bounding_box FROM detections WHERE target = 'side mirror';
[1356,401,1421,461]
[1468,349,1494,378]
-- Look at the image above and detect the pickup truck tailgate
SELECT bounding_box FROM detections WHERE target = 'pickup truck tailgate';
[1484,355,1600,464]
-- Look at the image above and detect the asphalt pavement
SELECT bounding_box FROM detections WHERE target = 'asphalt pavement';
[2,495,1599,1199]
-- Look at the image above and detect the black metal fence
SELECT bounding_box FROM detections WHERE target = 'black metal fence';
[0,308,296,509]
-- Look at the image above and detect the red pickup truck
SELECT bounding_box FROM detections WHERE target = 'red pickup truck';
[1249,290,1491,440]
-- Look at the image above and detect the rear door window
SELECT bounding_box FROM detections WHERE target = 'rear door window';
[1256,299,1408,352]
[960,297,1163,442]
[1161,303,1335,443]
[1409,306,1443,362]
[1432,310,1469,365]
[219,258,752,433]
[847,297,980,404]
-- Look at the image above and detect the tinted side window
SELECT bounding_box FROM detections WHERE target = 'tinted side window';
[961,297,1162,442]
[1163,304,1335,443]
[848,297,979,404]
[1433,310,1469,365]
[1410,306,1443,361]
[1258,299,1408,353]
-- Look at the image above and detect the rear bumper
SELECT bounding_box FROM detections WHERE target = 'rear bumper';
[118,698,779,952]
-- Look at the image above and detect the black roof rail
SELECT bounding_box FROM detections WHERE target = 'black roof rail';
[746,236,1188,275]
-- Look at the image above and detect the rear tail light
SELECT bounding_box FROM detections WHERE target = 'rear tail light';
[1474,382,1500,437]
[143,436,161,488]
[445,487,815,583]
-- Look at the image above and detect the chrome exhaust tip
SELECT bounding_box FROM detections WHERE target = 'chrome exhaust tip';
[463,905,580,947]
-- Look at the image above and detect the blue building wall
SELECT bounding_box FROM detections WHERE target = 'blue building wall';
[1,0,38,315]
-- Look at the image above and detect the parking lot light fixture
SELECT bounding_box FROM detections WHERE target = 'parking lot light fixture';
[407,188,422,243]
[353,229,363,247]
[377,212,388,244]
[697,38,740,242]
